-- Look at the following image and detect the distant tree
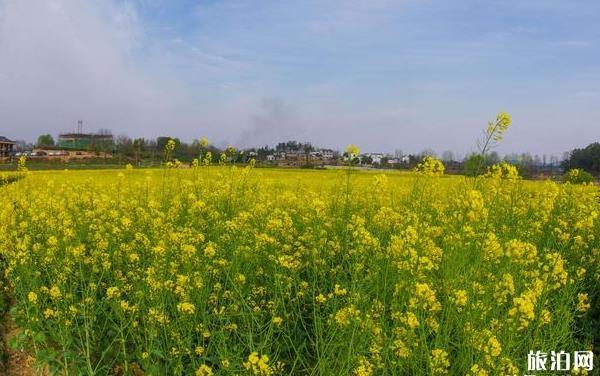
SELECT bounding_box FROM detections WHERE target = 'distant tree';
[488,151,500,164]
[132,138,146,165]
[275,141,313,152]
[37,134,55,146]
[302,143,313,165]
[408,154,420,166]
[563,168,595,184]
[115,135,133,155]
[504,153,539,178]
[157,137,181,152]
[561,142,600,174]
[503,153,520,163]
[256,145,272,160]
[15,140,32,152]
[361,155,373,165]
[463,154,486,176]
[441,151,455,162]
[520,153,534,166]
[420,148,437,158]
[276,141,296,151]
[133,138,146,152]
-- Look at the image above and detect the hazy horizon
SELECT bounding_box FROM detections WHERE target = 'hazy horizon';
[1,0,599,156]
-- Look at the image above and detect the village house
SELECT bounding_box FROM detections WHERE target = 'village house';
[57,132,114,150]
[30,147,111,160]
[0,136,16,159]
[361,152,385,164]
[284,150,303,160]
[308,149,336,161]
[371,153,385,164]
[320,149,335,160]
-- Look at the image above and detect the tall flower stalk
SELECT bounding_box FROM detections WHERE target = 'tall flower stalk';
[475,112,512,176]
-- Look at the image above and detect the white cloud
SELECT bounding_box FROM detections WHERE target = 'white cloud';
[0,0,597,156]
[0,0,190,139]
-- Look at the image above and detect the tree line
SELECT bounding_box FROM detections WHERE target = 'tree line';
[561,142,600,175]
[16,134,600,176]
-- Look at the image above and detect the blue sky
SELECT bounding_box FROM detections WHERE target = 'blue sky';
[1,0,599,156]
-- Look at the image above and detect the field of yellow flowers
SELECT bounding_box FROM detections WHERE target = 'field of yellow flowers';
[0,163,598,375]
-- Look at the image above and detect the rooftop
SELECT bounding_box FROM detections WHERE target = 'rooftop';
[0,136,15,144]
[59,133,113,139]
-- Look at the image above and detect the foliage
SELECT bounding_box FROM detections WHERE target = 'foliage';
[561,142,600,175]
[1,166,598,375]
[0,172,22,186]
[36,134,55,146]
[275,141,314,152]
[563,168,595,185]
[157,136,181,153]
[463,154,486,176]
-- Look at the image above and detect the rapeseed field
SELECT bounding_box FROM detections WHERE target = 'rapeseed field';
[0,162,598,375]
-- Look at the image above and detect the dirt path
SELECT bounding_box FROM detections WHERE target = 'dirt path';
[0,279,48,375]
[1,308,46,375]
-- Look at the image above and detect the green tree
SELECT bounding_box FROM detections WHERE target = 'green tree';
[37,134,55,146]
[561,142,600,174]
[463,154,486,176]
[563,168,595,184]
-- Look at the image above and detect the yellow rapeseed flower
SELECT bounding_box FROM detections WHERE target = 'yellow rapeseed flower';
[196,364,213,376]
[106,287,120,299]
[345,144,360,158]
[244,352,272,376]
[430,349,450,375]
[27,291,38,304]
[577,293,590,313]
[177,302,196,315]
[49,286,62,299]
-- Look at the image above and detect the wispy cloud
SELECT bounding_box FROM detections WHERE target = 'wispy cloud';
[0,0,599,155]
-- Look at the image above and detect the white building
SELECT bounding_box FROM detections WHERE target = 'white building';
[362,153,385,164]
[320,149,335,159]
